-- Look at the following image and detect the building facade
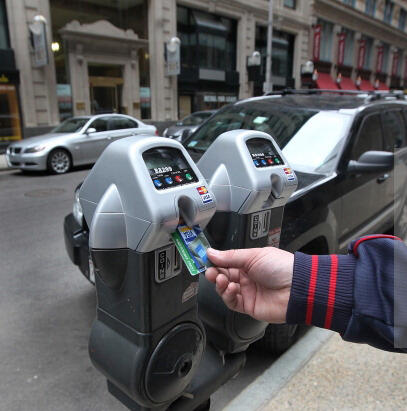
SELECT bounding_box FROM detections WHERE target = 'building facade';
[1,0,406,144]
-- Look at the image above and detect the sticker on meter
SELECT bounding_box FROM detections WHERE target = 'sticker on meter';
[284,167,296,181]
[197,186,213,204]
[250,210,271,240]
[171,224,212,276]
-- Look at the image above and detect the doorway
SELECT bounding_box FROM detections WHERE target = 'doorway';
[88,64,123,114]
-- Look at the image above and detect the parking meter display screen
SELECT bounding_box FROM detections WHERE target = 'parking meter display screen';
[246,138,284,168]
[143,147,198,190]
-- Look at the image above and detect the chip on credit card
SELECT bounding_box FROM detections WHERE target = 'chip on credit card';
[171,224,212,276]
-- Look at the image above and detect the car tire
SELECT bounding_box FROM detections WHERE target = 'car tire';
[47,148,72,174]
[255,323,298,355]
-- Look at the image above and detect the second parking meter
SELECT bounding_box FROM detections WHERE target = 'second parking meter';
[197,130,298,354]
[79,136,216,409]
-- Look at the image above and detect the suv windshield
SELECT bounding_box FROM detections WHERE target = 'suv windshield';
[53,117,90,133]
[186,103,352,174]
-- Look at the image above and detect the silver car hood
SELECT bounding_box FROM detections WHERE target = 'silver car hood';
[11,133,72,148]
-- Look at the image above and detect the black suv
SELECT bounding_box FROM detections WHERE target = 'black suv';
[64,90,407,353]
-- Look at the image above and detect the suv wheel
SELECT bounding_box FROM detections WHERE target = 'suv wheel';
[47,149,71,174]
[255,324,298,355]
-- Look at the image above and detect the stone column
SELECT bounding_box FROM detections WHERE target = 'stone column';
[237,11,255,99]
[148,0,178,121]
[123,50,141,119]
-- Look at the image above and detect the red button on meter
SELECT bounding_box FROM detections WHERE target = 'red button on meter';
[267,158,274,165]
[175,175,183,183]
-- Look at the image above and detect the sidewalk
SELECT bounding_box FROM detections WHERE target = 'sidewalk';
[0,154,8,170]
[263,333,407,410]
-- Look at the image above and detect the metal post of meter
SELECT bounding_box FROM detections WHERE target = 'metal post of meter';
[263,0,273,94]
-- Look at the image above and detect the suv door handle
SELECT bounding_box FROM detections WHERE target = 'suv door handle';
[377,173,390,183]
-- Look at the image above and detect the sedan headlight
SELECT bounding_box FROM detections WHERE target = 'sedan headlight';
[73,189,83,227]
[24,145,46,153]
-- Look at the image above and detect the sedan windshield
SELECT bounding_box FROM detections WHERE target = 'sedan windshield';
[52,118,90,133]
[186,104,352,174]
[181,112,212,126]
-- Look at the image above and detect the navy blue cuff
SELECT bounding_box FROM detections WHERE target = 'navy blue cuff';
[286,252,356,334]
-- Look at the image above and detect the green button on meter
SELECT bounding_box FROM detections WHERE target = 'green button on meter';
[185,173,193,181]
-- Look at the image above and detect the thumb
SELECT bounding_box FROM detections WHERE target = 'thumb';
[207,248,256,270]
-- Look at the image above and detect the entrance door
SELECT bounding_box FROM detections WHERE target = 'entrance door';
[90,85,118,114]
[88,64,123,115]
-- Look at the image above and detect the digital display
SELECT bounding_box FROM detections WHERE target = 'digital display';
[143,147,198,190]
[246,138,284,168]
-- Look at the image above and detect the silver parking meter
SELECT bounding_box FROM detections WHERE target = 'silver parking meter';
[197,130,298,353]
[79,136,216,409]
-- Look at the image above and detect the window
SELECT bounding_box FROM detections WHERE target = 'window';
[382,110,406,150]
[343,0,356,6]
[399,9,407,31]
[365,0,376,16]
[90,118,108,133]
[199,32,226,70]
[383,0,394,24]
[319,19,334,62]
[382,43,390,73]
[284,0,296,9]
[351,114,383,160]
[109,117,138,130]
[362,35,373,70]
[0,0,9,49]
[52,117,89,133]
[342,28,355,66]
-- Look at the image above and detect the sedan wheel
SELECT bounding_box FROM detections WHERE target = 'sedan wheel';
[48,149,71,174]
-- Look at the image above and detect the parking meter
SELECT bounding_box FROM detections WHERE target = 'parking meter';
[79,136,216,409]
[197,130,298,354]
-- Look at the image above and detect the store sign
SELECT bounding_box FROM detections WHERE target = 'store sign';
[337,32,346,66]
[376,46,384,73]
[357,39,366,69]
[29,19,49,67]
[313,25,321,61]
[391,51,400,76]
[165,42,180,76]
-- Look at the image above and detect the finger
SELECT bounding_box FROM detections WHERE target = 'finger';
[222,282,243,311]
[205,267,220,284]
[215,274,230,294]
[207,248,257,270]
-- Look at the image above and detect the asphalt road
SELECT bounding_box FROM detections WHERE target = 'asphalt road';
[0,166,275,411]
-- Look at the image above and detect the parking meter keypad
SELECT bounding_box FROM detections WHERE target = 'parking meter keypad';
[246,138,284,168]
[143,147,198,190]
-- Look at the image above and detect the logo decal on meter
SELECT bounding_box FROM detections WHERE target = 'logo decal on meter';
[154,245,181,283]
[197,186,213,204]
[250,210,271,240]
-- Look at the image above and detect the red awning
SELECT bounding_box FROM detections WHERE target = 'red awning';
[359,79,374,91]
[316,73,340,90]
[376,82,389,91]
[339,76,357,90]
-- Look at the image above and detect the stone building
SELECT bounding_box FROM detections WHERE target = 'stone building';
[0,0,406,145]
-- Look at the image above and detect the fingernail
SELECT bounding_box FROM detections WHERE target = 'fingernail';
[207,248,220,256]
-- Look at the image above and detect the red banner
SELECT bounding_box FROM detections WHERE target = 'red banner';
[357,39,366,69]
[313,25,321,61]
[337,32,346,66]
[376,46,384,73]
[392,51,399,76]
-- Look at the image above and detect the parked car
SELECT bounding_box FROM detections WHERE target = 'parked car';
[163,110,216,141]
[64,90,407,353]
[6,114,157,174]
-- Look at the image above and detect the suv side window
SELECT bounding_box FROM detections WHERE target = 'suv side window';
[89,118,108,133]
[382,110,406,151]
[109,117,138,130]
[351,113,383,160]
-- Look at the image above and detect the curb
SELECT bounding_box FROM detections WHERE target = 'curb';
[223,327,334,411]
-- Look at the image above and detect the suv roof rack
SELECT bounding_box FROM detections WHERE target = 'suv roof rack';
[265,88,406,101]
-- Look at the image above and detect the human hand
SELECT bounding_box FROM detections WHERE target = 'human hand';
[205,247,294,323]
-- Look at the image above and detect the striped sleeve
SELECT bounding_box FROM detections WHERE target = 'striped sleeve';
[286,252,356,333]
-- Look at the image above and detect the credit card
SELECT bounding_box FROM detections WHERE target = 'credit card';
[171,224,212,276]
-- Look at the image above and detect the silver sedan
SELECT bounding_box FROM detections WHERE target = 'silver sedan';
[6,114,158,174]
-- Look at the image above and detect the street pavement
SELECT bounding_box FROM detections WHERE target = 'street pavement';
[0,166,275,411]
[263,333,407,410]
